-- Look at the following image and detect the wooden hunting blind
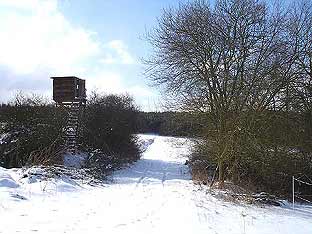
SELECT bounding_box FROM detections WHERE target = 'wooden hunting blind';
[51,76,86,154]
[51,76,86,104]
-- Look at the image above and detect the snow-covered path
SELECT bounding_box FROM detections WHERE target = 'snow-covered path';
[0,135,312,234]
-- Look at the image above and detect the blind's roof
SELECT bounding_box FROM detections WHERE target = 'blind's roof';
[50,76,85,81]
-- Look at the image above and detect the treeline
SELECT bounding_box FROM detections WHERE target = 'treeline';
[0,93,140,176]
[136,111,206,137]
[146,0,312,196]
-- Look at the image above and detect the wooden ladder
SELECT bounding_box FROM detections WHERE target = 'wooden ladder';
[65,103,81,154]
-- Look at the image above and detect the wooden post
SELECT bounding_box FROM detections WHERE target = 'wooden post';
[292,176,295,209]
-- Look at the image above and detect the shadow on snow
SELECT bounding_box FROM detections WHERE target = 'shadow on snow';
[112,158,191,184]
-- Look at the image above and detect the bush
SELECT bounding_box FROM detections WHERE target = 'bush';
[190,111,312,196]
[0,94,67,168]
[80,93,141,175]
[0,92,141,177]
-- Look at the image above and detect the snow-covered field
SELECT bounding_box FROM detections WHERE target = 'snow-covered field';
[0,135,311,234]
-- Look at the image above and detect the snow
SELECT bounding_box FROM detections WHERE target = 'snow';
[0,168,19,188]
[63,152,88,168]
[0,135,311,234]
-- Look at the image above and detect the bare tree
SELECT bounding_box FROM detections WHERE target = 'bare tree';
[146,0,310,186]
[287,0,312,113]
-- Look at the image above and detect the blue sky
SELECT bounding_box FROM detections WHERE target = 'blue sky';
[0,0,190,111]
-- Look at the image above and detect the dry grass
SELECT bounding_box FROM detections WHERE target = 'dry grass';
[28,139,65,166]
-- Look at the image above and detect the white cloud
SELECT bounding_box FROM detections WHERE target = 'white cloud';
[0,0,100,75]
[108,40,136,64]
[127,85,154,97]
[87,71,124,94]
[85,69,158,111]
[0,0,50,10]
[86,70,152,96]
[100,40,136,65]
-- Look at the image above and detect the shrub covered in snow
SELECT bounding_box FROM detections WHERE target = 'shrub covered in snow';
[79,92,141,176]
[0,94,67,168]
